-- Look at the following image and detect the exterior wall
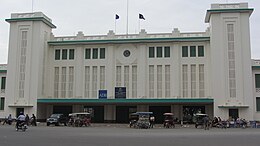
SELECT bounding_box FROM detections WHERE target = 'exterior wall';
[2,3,258,121]
[0,65,7,117]
[252,61,260,120]
[4,12,54,117]
[208,3,254,120]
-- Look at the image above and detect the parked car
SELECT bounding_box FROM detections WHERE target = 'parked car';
[46,114,68,126]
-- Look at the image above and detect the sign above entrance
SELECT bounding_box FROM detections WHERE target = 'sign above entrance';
[115,87,126,99]
[99,90,107,99]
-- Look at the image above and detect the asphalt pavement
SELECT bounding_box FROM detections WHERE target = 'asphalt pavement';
[0,124,260,146]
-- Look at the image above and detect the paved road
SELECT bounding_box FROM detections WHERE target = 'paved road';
[0,124,260,146]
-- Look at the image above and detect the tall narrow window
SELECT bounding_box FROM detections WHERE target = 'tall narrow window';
[93,48,98,59]
[124,66,129,98]
[182,65,188,97]
[199,64,205,97]
[100,66,105,89]
[227,24,236,98]
[61,67,66,98]
[182,46,188,57]
[84,66,90,98]
[256,97,260,111]
[100,48,105,59]
[190,46,196,57]
[19,30,28,98]
[157,47,163,58]
[85,49,91,59]
[149,47,155,58]
[54,67,59,98]
[1,77,6,90]
[157,65,162,98]
[132,66,137,98]
[69,49,74,60]
[62,49,67,60]
[191,65,196,97]
[68,67,74,97]
[0,97,4,110]
[116,66,121,86]
[149,65,154,98]
[165,65,170,97]
[164,46,170,58]
[255,74,260,88]
[198,46,204,57]
[92,66,98,98]
[55,49,61,60]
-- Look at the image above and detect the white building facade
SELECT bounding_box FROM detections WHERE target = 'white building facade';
[1,3,259,123]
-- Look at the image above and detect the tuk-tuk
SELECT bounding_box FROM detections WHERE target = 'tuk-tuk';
[163,113,175,128]
[129,113,139,128]
[129,112,153,129]
[68,112,91,127]
[193,113,208,128]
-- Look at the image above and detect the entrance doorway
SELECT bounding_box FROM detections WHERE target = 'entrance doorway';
[84,106,104,123]
[53,106,72,116]
[149,106,171,124]
[229,109,239,119]
[16,108,24,117]
[116,106,137,123]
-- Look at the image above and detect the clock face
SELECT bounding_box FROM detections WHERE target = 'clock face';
[123,50,131,57]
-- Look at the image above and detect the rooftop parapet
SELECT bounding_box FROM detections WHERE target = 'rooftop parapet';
[6,12,56,28]
[50,29,209,42]
[205,2,253,23]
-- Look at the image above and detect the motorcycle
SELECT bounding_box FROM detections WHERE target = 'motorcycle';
[16,121,28,131]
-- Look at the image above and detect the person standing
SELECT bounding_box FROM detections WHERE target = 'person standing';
[203,115,209,130]
[31,114,37,126]
[25,114,30,126]
[7,114,13,125]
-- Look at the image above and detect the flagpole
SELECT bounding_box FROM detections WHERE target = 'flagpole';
[32,0,34,12]
[126,0,129,37]
[115,18,117,34]
[138,19,140,32]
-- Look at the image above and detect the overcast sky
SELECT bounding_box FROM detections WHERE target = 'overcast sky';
[0,0,259,64]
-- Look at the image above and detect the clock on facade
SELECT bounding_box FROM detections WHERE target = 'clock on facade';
[123,50,131,57]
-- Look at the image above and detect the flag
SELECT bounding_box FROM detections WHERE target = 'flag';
[139,14,145,20]
[115,14,120,20]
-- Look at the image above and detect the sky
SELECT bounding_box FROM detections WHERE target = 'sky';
[0,0,259,64]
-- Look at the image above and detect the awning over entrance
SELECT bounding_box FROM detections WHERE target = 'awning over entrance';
[8,104,34,107]
[218,105,249,108]
[37,98,213,104]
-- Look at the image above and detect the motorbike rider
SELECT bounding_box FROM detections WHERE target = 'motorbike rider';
[16,112,26,130]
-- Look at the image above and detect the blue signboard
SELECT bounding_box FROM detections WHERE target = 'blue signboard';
[99,90,107,99]
[115,87,126,99]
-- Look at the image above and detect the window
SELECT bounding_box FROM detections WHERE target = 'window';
[149,47,155,58]
[93,48,98,59]
[164,46,170,57]
[257,97,260,111]
[0,97,4,110]
[100,48,105,59]
[190,46,196,57]
[191,65,196,97]
[182,46,188,57]
[156,47,162,58]
[62,49,67,60]
[198,46,204,57]
[55,49,61,60]
[255,74,260,88]
[85,49,91,59]
[1,77,6,90]
[69,49,74,60]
